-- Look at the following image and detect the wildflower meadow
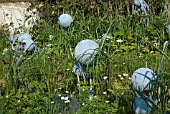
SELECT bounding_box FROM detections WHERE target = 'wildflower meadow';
[0,0,170,114]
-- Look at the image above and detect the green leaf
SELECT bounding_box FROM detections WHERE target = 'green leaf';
[16,89,22,99]
[114,31,124,38]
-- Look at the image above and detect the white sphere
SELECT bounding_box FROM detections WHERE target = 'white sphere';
[20,39,35,51]
[75,39,99,65]
[131,68,156,92]
[58,14,73,27]
[133,95,153,114]
[18,33,32,43]
[73,63,86,76]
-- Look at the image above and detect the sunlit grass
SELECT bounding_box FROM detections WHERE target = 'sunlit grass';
[0,1,170,113]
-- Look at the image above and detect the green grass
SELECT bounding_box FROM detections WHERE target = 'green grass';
[0,1,170,114]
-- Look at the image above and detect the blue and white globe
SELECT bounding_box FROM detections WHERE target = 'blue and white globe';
[134,0,149,13]
[133,95,153,114]
[72,63,86,76]
[75,39,99,65]
[18,33,32,43]
[131,68,156,92]
[58,14,73,28]
[20,39,35,51]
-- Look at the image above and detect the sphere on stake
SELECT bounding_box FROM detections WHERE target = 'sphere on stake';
[17,33,35,51]
[58,14,73,28]
[134,0,149,13]
[73,63,86,77]
[134,0,149,26]
[133,95,153,114]
[8,35,17,50]
[18,33,32,43]
[20,39,35,52]
[131,68,156,92]
[75,39,99,65]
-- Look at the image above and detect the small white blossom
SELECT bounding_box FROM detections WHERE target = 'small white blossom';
[120,77,124,80]
[64,96,69,101]
[52,11,55,15]
[118,75,122,78]
[61,96,65,100]
[103,76,108,80]
[58,94,61,97]
[49,35,54,40]
[129,77,132,80]
[89,96,93,100]
[103,91,107,95]
[102,34,113,40]
[94,96,97,98]
[105,100,110,103]
[139,53,143,58]
[66,68,70,71]
[123,73,128,77]
[17,100,20,103]
[150,51,154,53]
[64,100,70,103]
[96,39,102,42]
[116,39,123,43]
[2,48,8,55]
[116,49,119,52]
[51,101,54,104]
[32,8,37,13]
[46,44,52,47]
[153,43,158,47]
[65,91,69,93]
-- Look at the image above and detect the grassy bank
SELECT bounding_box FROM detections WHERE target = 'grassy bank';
[0,0,170,114]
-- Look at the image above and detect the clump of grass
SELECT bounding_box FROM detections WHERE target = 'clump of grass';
[0,1,170,114]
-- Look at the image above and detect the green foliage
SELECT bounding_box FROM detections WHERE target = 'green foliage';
[0,0,170,114]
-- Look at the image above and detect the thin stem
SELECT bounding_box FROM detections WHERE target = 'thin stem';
[100,22,113,50]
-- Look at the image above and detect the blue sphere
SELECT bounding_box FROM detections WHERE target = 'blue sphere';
[75,39,99,65]
[18,33,32,43]
[73,63,86,76]
[58,14,73,28]
[20,39,35,51]
[133,95,153,114]
[131,68,156,92]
